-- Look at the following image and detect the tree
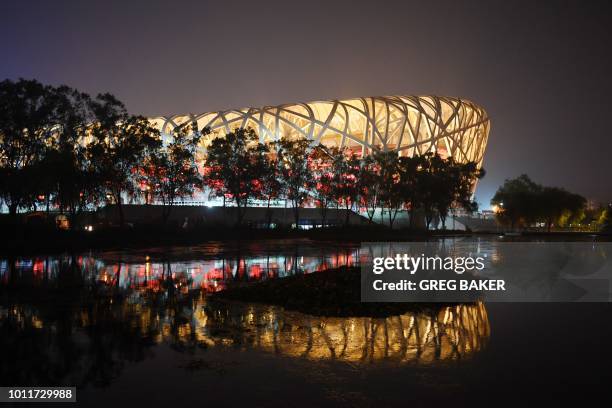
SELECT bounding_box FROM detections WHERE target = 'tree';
[87,94,161,227]
[541,188,586,231]
[439,159,484,229]
[358,154,381,223]
[275,136,315,228]
[491,175,585,231]
[331,149,360,226]
[256,142,283,228]
[415,153,447,229]
[373,151,403,228]
[598,204,612,232]
[491,174,541,230]
[310,144,336,227]
[204,127,268,225]
[0,79,55,217]
[397,155,421,228]
[43,85,98,227]
[142,123,207,223]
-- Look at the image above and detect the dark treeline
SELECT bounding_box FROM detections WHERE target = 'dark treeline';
[204,128,484,228]
[1,79,484,230]
[0,79,161,227]
[491,174,609,231]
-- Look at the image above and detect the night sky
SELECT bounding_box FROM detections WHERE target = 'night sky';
[1,0,610,208]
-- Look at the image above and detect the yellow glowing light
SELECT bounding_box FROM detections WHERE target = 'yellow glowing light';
[150,95,490,169]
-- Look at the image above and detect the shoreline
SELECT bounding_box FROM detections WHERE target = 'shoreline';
[209,265,455,317]
[0,225,607,256]
[0,225,475,256]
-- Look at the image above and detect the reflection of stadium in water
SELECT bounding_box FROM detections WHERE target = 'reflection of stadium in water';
[201,301,489,363]
[1,244,489,386]
[2,295,489,371]
[2,239,518,293]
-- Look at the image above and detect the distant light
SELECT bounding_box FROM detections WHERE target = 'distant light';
[84,225,93,232]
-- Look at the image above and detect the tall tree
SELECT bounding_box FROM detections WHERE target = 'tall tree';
[256,142,283,228]
[44,85,98,227]
[331,149,360,226]
[0,79,55,217]
[204,127,267,225]
[373,151,403,228]
[141,123,207,223]
[489,175,588,231]
[415,153,443,229]
[437,158,484,229]
[311,144,337,227]
[87,94,161,227]
[275,137,315,228]
[358,154,381,223]
[540,187,586,231]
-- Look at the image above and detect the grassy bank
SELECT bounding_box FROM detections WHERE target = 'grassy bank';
[1,219,607,255]
[210,265,454,317]
[0,223,478,255]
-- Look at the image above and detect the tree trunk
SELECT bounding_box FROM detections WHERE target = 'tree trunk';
[8,202,18,217]
[409,207,415,229]
[162,203,173,225]
[69,206,77,230]
[266,198,272,229]
[320,203,327,228]
[293,203,299,229]
[235,199,243,226]
[114,192,125,227]
[345,203,351,226]
[367,207,375,222]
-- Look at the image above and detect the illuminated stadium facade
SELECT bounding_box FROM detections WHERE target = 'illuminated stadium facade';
[150,95,490,166]
[146,95,490,211]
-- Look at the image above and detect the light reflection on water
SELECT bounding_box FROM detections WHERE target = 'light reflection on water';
[0,240,490,387]
[203,300,489,364]
[0,241,361,292]
[1,294,489,387]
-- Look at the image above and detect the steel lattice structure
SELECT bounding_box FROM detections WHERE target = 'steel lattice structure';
[150,95,490,166]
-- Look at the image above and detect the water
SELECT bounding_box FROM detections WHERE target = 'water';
[1,239,360,292]
[1,238,611,406]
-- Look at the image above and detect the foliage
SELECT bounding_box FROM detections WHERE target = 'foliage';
[491,175,586,231]
[357,155,381,222]
[331,150,360,226]
[369,151,402,228]
[310,144,337,226]
[275,136,316,227]
[140,123,207,222]
[87,94,161,226]
[204,128,268,225]
[0,79,55,216]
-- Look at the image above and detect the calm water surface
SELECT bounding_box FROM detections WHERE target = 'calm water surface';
[1,238,611,406]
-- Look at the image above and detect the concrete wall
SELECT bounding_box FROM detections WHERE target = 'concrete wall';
[97,205,371,228]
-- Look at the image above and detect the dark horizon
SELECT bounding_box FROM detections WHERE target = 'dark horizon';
[1,0,611,207]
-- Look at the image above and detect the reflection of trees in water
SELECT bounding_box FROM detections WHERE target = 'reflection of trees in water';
[0,245,360,293]
[1,255,489,387]
[0,266,200,387]
[202,301,489,363]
